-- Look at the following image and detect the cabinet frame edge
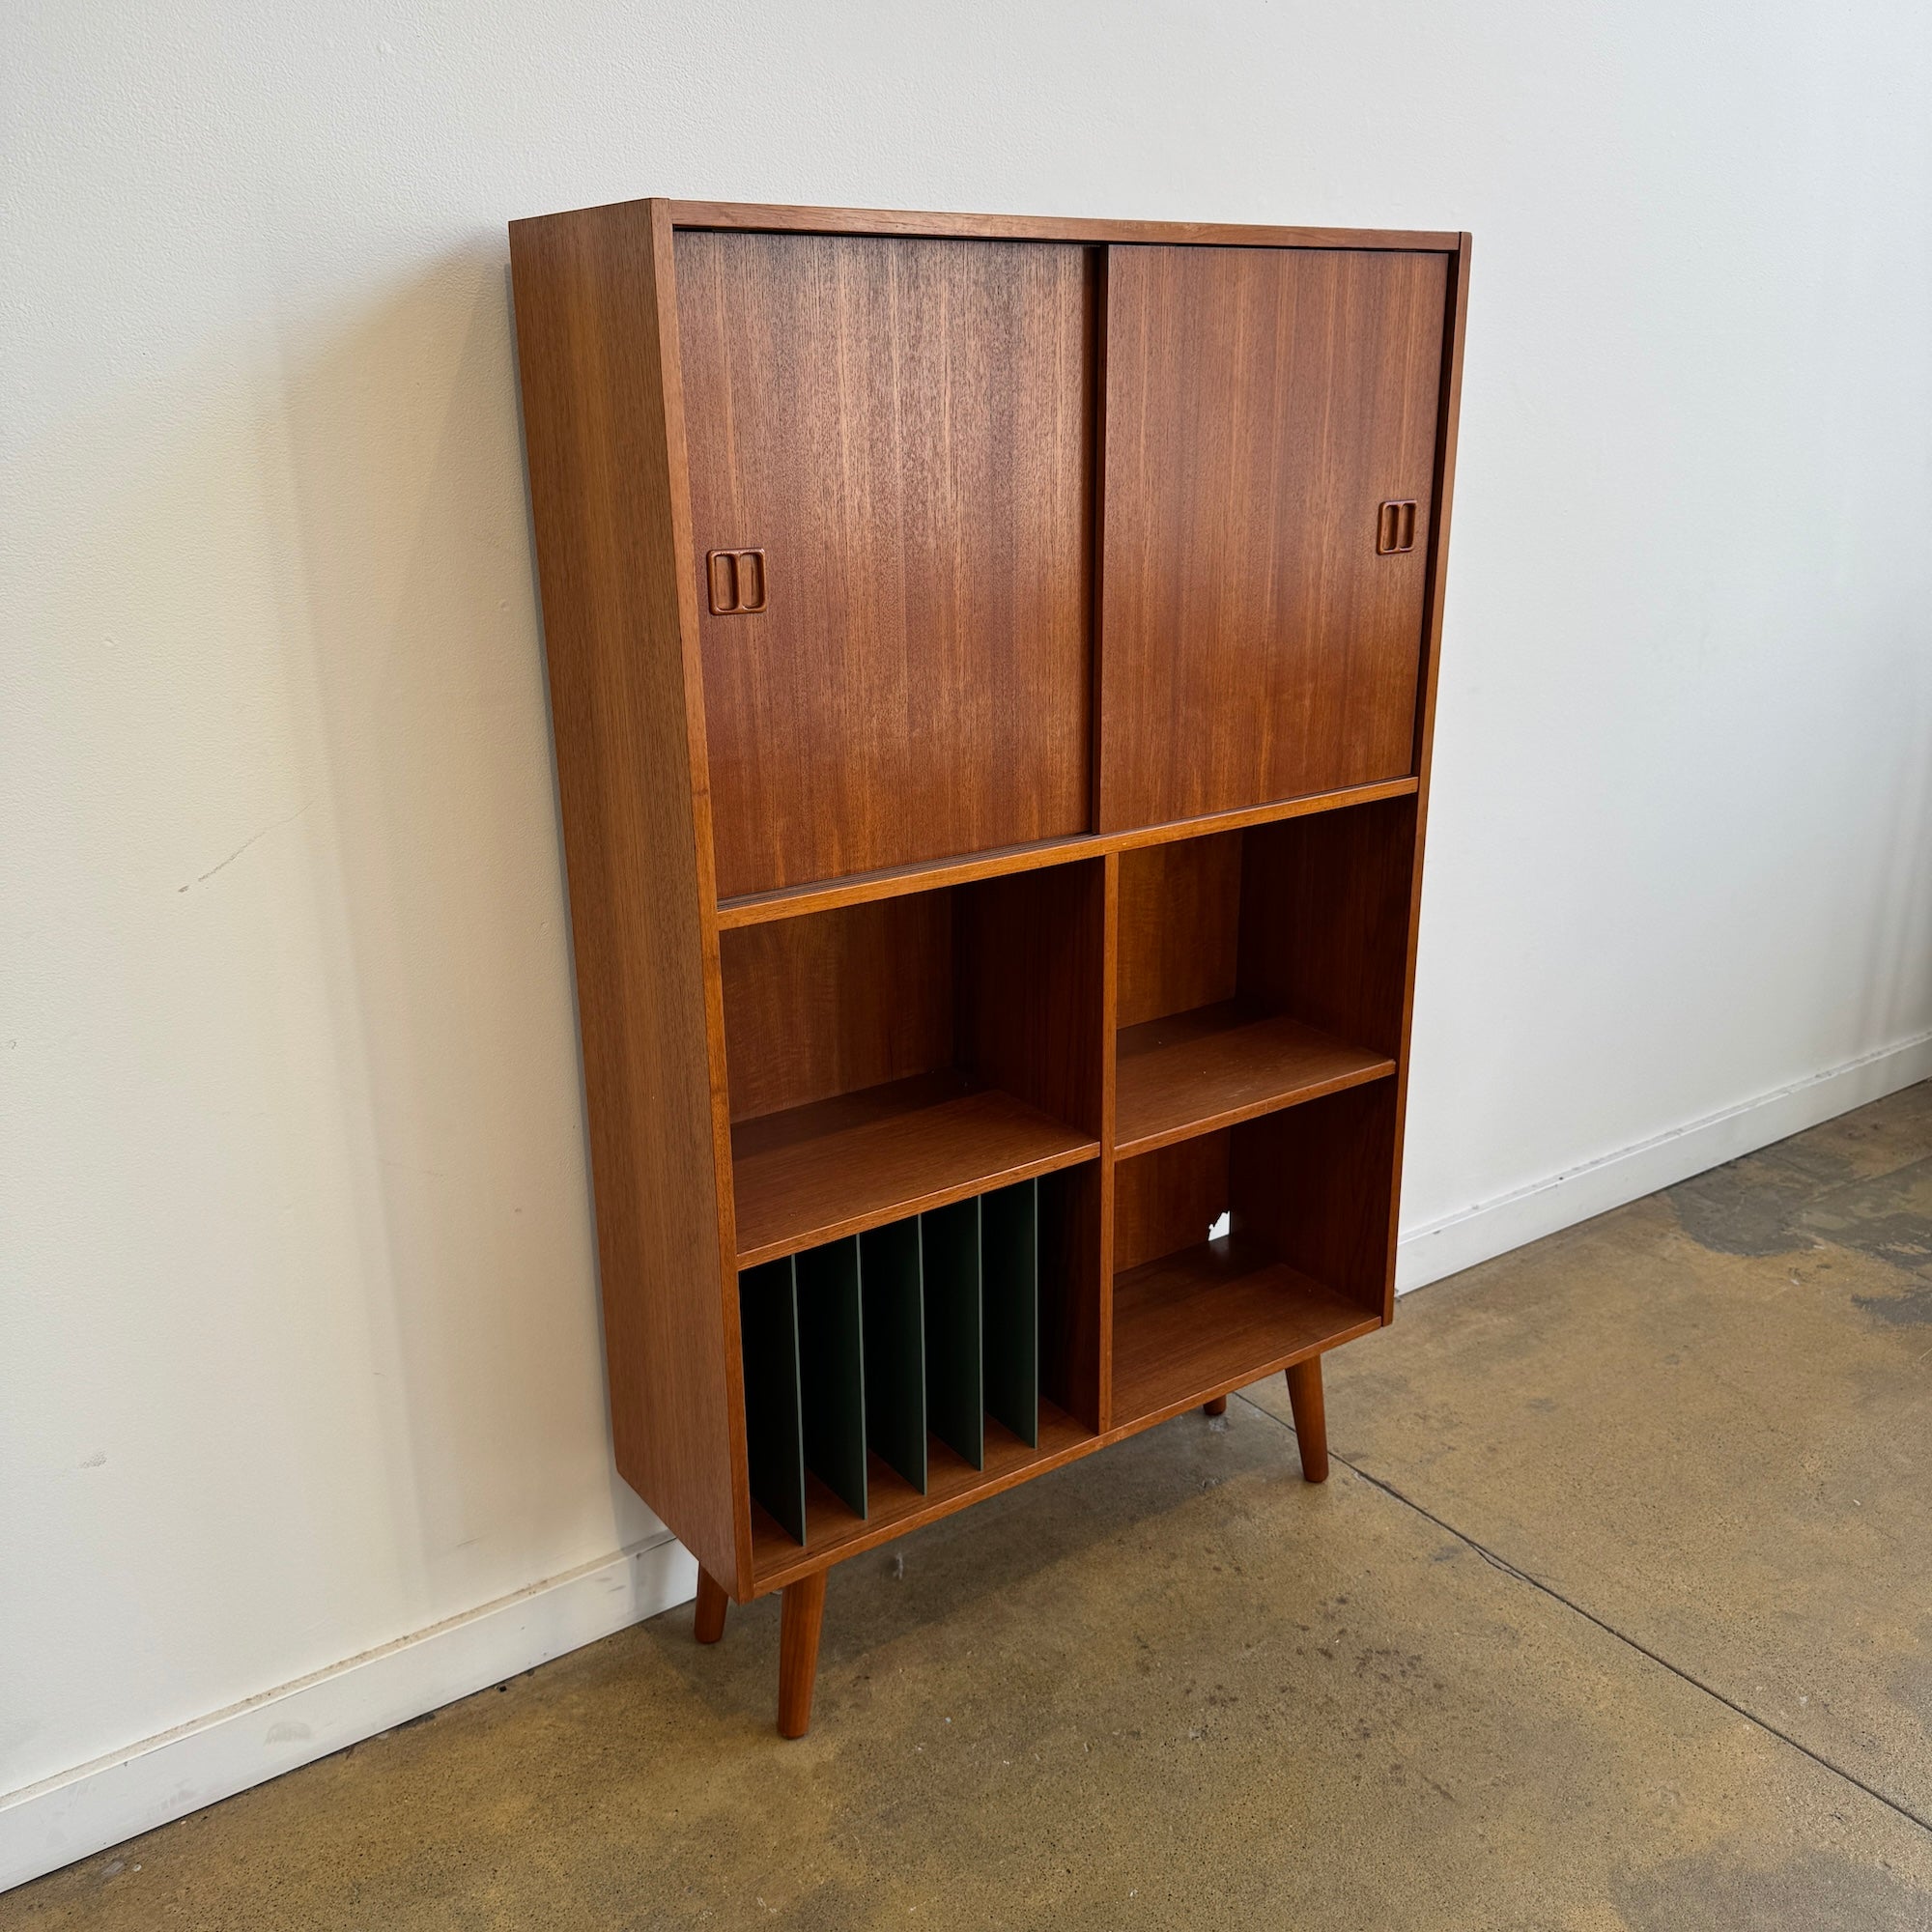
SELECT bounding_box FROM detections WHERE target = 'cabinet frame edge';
[508,196,754,1598]
[1381,231,1472,1323]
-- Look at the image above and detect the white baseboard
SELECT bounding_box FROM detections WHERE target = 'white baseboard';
[0,1534,695,1894]
[8,1031,1928,1897]
[1396,1029,1932,1293]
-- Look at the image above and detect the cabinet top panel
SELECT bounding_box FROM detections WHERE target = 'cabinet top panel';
[511,196,1463,253]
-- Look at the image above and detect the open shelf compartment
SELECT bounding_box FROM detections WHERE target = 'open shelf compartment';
[1109,1086,1397,1429]
[1113,798,1414,1156]
[723,862,1107,1265]
[742,1172,1103,1585]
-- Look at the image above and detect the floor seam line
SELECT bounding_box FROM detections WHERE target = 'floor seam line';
[1229,1390,1932,1838]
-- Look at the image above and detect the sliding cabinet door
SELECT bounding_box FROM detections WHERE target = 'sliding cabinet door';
[677,232,1094,898]
[1098,245,1447,831]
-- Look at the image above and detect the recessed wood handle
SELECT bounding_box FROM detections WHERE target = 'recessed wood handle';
[1376,500,1417,554]
[707,548,767,613]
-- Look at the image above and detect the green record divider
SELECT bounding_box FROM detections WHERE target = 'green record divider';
[859,1217,927,1492]
[745,1178,1050,1547]
[738,1257,807,1543]
[921,1196,984,1469]
[980,1179,1040,1447]
[795,1236,867,1518]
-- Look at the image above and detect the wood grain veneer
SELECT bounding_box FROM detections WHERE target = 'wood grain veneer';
[1234,1083,1400,1321]
[508,198,750,1597]
[677,231,1093,897]
[1099,245,1447,830]
[1112,1129,1236,1276]
[1115,833,1242,1030]
[730,1072,1098,1267]
[1112,1240,1377,1429]
[720,894,955,1124]
[1115,1004,1394,1157]
[1236,803,1416,1059]
[1380,235,1473,1320]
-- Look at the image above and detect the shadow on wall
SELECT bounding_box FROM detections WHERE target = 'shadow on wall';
[6,230,684,1789]
[1848,706,1932,1058]
[260,238,664,1594]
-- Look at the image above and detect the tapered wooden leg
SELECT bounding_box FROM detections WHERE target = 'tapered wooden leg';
[1202,1395,1229,1417]
[777,1571,828,1739]
[1285,1356,1329,1483]
[694,1566,728,1645]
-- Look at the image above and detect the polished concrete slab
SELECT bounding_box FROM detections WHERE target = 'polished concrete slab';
[10,1083,1932,1929]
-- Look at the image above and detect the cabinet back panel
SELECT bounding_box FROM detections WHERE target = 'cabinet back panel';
[1116,834,1242,1029]
[677,232,1095,897]
[1232,1084,1399,1317]
[721,895,954,1122]
[1114,1133,1232,1273]
[1237,799,1416,1058]
[1099,245,1447,830]
[958,858,1110,1137]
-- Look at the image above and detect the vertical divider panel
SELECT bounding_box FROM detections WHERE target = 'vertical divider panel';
[1039,1166,1106,1435]
[957,859,1109,1138]
[980,1179,1039,1446]
[796,1236,867,1519]
[922,1197,984,1469]
[1096,847,1121,1433]
[738,1258,807,1544]
[860,1218,927,1492]
[959,853,1112,1435]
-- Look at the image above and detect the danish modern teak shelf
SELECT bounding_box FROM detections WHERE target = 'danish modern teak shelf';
[508,198,1469,1738]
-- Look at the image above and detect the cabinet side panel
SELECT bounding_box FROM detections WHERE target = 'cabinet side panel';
[1382,236,1473,1318]
[509,203,747,1592]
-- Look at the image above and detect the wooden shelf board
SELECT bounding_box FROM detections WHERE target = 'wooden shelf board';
[731,1068,1099,1267]
[752,1400,1098,1591]
[1114,1002,1395,1157]
[715,777,1420,929]
[1112,1237,1380,1431]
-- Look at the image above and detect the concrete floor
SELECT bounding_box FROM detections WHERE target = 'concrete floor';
[11,1081,1932,1929]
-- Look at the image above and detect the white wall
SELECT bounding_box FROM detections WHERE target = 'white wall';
[6,0,1931,1873]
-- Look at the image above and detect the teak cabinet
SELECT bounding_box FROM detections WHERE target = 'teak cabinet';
[508,199,1469,1738]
